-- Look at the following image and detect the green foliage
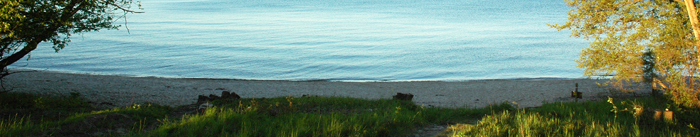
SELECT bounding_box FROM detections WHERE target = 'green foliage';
[2,0,141,50]
[0,0,142,75]
[551,0,700,108]
[0,0,24,39]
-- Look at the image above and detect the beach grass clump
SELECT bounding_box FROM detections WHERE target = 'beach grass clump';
[446,97,700,136]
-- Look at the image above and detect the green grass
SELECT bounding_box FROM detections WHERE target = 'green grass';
[2,92,698,136]
[446,97,700,136]
[144,96,513,137]
[1,92,171,136]
[1,92,94,136]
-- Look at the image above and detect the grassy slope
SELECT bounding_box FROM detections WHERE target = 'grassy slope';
[1,92,698,136]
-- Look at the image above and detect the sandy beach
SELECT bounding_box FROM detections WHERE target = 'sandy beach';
[1,69,649,109]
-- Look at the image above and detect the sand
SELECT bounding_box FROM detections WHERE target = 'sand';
[1,69,649,109]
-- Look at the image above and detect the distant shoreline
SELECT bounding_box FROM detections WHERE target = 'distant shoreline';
[6,67,595,82]
[2,68,644,109]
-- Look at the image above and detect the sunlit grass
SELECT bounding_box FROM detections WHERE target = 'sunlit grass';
[446,97,700,136]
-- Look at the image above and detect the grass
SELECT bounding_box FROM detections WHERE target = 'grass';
[1,92,171,136]
[145,96,513,137]
[2,92,699,136]
[446,97,700,136]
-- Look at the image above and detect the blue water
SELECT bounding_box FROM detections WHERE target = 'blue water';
[11,0,590,81]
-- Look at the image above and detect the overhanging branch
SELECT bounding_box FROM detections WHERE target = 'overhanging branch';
[98,0,144,13]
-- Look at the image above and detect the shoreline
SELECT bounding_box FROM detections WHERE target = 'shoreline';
[8,67,592,82]
[2,69,648,109]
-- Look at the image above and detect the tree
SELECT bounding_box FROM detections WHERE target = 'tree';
[1,0,23,39]
[550,0,700,108]
[0,0,142,77]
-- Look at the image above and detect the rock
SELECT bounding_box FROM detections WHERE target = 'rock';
[221,91,241,99]
[393,92,414,101]
[651,108,673,122]
[197,95,209,103]
[636,108,674,123]
[197,91,241,104]
[209,94,221,100]
[221,91,231,98]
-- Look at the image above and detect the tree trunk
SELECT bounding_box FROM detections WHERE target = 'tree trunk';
[684,1,700,71]
[684,0,700,96]
[0,37,42,70]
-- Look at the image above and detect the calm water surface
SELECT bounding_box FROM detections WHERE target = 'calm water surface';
[12,0,589,81]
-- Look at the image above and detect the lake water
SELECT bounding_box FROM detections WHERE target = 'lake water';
[11,0,590,81]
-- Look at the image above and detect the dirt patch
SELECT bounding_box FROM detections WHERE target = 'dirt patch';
[48,113,136,136]
[411,124,448,137]
[411,119,482,137]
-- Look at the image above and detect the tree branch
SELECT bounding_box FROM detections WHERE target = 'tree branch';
[654,78,669,91]
[62,0,85,21]
[99,0,144,13]
[682,0,700,73]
